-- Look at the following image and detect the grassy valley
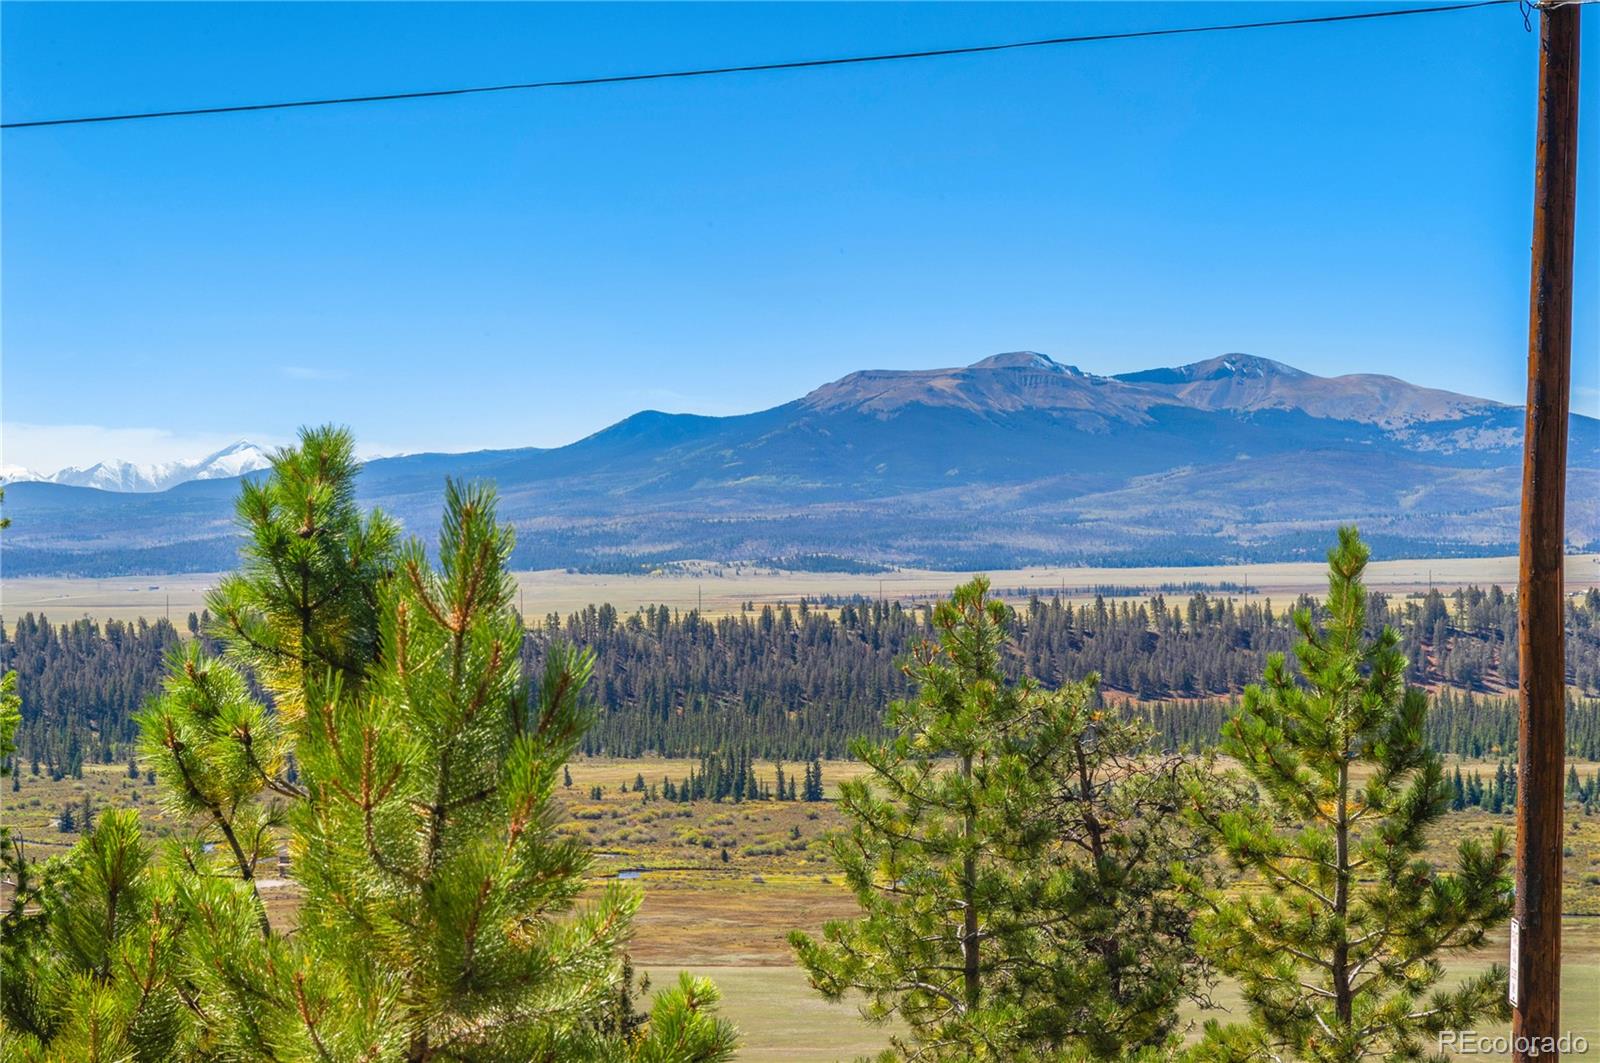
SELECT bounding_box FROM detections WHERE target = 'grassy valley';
[9,755,1600,1061]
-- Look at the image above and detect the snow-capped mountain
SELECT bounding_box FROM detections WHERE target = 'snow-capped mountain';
[5,441,273,493]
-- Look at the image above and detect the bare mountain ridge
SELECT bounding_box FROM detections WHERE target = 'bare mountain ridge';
[804,352,1502,428]
[3,353,1592,576]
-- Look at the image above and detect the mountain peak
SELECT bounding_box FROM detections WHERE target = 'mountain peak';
[1116,354,1500,427]
[204,440,264,459]
[13,440,273,493]
[1114,353,1307,386]
[801,350,1119,419]
[190,441,272,481]
[1181,353,1307,381]
[968,351,1069,372]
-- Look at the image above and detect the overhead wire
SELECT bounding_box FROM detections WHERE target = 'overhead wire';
[2,1,1522,130]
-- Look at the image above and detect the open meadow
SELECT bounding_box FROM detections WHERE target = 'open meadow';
[8,754,1599,1061]
[7,553,1600,627]
[644,937,1600,1063]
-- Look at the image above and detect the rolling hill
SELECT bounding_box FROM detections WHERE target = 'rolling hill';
[6,353,1596,576]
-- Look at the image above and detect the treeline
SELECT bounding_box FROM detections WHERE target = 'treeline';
[526,599,910,759]
[9,585,1600,767]
[1133,687,1600,761]
[0,613,181,777]
[1446,762,1600,815]
[531,587,1600,758]
[595,750,828,804]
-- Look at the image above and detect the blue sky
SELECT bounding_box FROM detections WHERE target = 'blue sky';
[3,1,1597,470]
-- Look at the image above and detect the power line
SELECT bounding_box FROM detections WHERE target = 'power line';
[3,0,1520,131]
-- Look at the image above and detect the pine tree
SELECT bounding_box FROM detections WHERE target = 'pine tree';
[594,953,652,1043]
[5,431,736,1062]
[743,754,760,802]
[801,758,824,802]
[0,687,18,799]
[0,671,20,821]
[0,810,192,1059]
[204,426,399,721]
[1186,528,1512,1062]
[791,576,1217,1060]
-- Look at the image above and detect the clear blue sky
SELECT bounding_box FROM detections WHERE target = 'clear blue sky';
[3,1,1597,470]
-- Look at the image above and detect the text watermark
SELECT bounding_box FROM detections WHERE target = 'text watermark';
[1440,1031,1591,1056]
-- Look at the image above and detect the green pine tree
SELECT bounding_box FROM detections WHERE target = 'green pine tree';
[792,576,1218,1061]
[0,491,21,853]
[0,642,32,954]
[0,674,19,806]
[1185,528,1512,1063]
[0,810,193,1061]
[204,425,399,721]
[4,430,736,1063]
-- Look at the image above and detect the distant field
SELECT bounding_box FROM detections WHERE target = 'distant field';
[9,553,1599,625]
[3,572,219,626]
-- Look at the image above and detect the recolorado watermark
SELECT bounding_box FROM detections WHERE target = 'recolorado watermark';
[1440,1031,1591,1056]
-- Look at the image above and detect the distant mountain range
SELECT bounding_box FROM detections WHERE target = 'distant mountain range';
[2,441,272,493]
[5,353,1597,577]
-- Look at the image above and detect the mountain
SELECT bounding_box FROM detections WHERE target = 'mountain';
[5,442,272,493]
[4,355,1596,577]
[1112,354,1500,426]
[798,351,1503,428]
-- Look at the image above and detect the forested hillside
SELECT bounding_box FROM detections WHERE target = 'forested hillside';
[531,585,1600,757]
[0,614,181,778]
[11,582,1593,771]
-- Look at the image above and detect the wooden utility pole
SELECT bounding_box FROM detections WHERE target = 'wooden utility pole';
[1514,2,1580,1056]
